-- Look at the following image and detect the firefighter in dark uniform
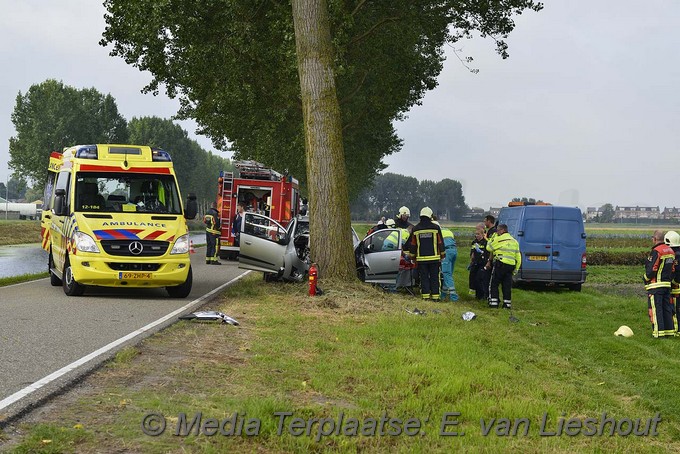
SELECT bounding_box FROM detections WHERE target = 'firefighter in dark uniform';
[644,230,676,337]
[204,201,222,265]
[395,206,414,234]
[664,230,680,335]
[469,225,489,299]
[407,207,444,301]
[486,223,521,309]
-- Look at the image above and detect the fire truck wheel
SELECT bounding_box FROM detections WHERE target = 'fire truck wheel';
[49,251,62,286]
[166,266,193,298]
[62,256,85,296]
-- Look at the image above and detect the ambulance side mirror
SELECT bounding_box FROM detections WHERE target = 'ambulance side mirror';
[184,193,198,220]
[54,189,67,216]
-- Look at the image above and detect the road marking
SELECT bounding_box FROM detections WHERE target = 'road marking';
[0,271,250,413]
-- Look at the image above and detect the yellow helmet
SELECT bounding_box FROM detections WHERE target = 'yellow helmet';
[399,206,410,216]
[420,207,433,219]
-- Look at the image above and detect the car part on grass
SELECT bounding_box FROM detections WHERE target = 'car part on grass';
[462,311,476,321]
[180,311,240,326]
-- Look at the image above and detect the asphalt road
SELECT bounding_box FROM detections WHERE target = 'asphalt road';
[0,250,246,423]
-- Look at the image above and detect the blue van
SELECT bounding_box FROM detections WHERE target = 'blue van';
[497,205,587,291]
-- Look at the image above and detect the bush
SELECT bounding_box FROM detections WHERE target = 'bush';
[587,249,647,266]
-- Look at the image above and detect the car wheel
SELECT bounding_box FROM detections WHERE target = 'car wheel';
[62,256,85,296]
[570,283,582,292]
[166,266,193,298]
[49,251,62,286]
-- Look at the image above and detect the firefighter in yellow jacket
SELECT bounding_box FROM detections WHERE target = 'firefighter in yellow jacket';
[486,223,521,309]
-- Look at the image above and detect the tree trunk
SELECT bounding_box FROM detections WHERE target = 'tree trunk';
[291,0,355,280]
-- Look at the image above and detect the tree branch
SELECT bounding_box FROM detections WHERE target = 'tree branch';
[350,16,400,46]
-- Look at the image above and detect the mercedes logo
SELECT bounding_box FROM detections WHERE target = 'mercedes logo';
[129,241,144,255]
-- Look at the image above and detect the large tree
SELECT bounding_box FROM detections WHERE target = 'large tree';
[128,116,234,205]
[101,0,542,279]
[9,80,129,186]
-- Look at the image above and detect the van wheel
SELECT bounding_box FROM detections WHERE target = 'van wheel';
[49,252,62,286]
[166,266,192,298]
[63,257,85,296]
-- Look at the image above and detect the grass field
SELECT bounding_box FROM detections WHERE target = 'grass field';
[4,264,679,453]
[0,221,42,246]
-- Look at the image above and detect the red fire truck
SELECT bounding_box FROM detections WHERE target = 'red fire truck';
[216,160,301,259]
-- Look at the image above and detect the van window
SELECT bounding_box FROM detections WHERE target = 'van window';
[554,220,581,247]
[524,219,551,244]
[43,172,57,211]
[54,171,71,211]
[74,172,182,214]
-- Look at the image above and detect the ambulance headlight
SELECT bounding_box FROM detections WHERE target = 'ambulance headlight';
[171,234,190,254]
[74,231,100,253]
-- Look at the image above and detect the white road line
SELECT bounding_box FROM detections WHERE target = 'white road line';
[0,271,250,412]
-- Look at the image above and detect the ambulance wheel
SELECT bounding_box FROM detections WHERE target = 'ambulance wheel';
[167,266,193,298]
[49,251,62,286]
[63,256,85,296]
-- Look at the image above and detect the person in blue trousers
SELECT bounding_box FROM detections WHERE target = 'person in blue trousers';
[434,219,458,301]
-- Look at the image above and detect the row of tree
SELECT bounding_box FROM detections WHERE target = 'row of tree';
[350,173,468,221]
[8,80,233,205]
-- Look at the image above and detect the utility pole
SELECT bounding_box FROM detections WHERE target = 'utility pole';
[5,177,8,220]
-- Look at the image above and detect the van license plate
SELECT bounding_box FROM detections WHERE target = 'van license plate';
[118,272,153,280]
[528,255,548,261]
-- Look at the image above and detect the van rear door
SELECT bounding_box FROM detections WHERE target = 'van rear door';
[517,206,553,282]
[551,207,586,283]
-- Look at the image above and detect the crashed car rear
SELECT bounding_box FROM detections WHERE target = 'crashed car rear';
[238,213,407,284]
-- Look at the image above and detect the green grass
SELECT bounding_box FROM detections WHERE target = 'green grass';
[0,272,49,287]
[0,220,42,246]
[7,269,679,453]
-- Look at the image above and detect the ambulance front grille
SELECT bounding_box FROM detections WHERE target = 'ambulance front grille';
[100,240,169,257]
[108,263,161,271]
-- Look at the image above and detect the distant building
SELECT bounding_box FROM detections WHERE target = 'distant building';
[462,207,485,222]
[586,207,602,221]
[662,207,680,220]
[615,206,661,220]
[488,207,502,218]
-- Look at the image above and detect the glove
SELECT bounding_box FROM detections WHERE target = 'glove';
[466,264,471,271]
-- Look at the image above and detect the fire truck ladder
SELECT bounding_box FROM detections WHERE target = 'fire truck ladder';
[220,171,234,236]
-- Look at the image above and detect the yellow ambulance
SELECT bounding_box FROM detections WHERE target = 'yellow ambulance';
[41,144,198,297]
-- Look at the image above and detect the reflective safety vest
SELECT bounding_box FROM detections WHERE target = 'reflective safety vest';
[408,224,444,262]
[383,230,400,250]
[486,232,521,270]
[441,228,456,249]
[672,248,680,296]
[644,243,675,291]
[204,208,221,235]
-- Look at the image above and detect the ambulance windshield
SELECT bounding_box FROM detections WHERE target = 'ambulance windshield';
[75,172,182,214]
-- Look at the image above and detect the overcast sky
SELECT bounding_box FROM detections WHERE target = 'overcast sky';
[1,1,679,210]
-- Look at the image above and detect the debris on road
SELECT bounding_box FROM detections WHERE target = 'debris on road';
[180,311,240,325]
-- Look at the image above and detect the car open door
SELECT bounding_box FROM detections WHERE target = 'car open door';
[238,212,289,274]
[356,228,402,284]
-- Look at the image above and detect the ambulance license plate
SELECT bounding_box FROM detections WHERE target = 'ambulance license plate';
[118,272,153,280]
[528,255,548,261]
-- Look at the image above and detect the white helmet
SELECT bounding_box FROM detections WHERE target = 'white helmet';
[385,218,396,227]
[399,206,410,216]
[664,231,680,247]
[420,207,433,219]
[614,325,634,338]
